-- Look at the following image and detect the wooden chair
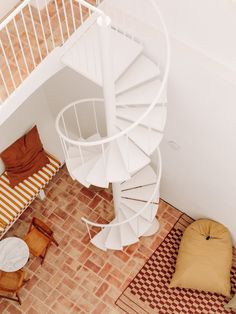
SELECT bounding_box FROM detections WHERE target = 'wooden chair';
[23,217,58,265]
[0,270,29,305]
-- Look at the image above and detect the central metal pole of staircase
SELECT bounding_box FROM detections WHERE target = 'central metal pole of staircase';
[97,15,121,213]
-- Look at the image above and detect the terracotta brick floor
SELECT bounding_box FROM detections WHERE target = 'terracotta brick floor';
[0,166,182,313]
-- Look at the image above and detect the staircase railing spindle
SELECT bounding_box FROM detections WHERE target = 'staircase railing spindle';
[61,0,70,39]
[44,0,56,49]
[20,10,37,68]
[78,3,84,25]
[54,0,65,44]
[13,18,30,75]
[5,26,23,82]
[28,4,43,61]
[74,104,82,138]
[0,40,16,89]
[92,100,99,134]
[36,0,49,55]
[0,67,9,97]
[69,0,76,32]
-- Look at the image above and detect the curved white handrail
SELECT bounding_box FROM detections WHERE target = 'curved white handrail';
[56,0,171,147]
[0,0,104,31]
[81,147,162,228]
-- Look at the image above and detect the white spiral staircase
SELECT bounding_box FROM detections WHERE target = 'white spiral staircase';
[0,0,170,251]
[56,0,170,251]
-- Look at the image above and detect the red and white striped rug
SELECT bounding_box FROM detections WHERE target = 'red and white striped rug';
[116,214,236,314]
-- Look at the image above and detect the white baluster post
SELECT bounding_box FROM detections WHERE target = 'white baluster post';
[97,15,121,212]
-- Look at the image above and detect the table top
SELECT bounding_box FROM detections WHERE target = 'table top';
[0,237,29,272]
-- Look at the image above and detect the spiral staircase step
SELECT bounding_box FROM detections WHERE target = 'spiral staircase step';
[121,205,153,237]
[115,55,160,95]
[116,105,167,131]
[106,141,131,182]
[86,132,102,142]
[91,227,110,252]
[116,133,150,174]
[116,78,167,106]
[121,165,157,190]
[121,184,159,203]
[86,152,109,188]
[121,198,157,221]
[105,219,123,250]
[116,118,163,155]
[119,210,139,246]
[61,22,143,86]
[71,156,99,188]
[66,156,82,177]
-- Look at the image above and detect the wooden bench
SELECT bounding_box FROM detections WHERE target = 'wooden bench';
[0,153,61,238]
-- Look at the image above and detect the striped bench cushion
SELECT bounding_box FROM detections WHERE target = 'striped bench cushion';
[0,154,61,236]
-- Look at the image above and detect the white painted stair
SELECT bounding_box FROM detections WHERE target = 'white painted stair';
[116,79,167,106]
[115,55,160,94]
[61,22,143,86]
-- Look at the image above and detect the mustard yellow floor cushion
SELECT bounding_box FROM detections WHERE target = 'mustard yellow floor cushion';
[170,219,232,297]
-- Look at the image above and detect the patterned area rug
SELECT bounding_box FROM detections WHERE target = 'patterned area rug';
[116,214,236,314]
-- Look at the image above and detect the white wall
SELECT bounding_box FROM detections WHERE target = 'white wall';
[157,0,236,69]
[0,0,19,20]
[43,67,105,139]
[155,0,236,241]
[0,88,64,164]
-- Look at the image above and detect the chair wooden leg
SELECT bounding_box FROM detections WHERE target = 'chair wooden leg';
[52,237,59,247]
[40,254,46,265]
[16,292,21,305]
[40,246,49,265]
[0,294,20,304]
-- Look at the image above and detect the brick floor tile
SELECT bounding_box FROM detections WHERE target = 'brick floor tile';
[84,259,100,273]
[88,195,102,209]
[6,304,22,314]
[95,282,109,298]
[105,274,122,289]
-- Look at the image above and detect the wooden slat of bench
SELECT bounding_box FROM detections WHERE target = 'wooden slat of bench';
[0,154,61,237]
